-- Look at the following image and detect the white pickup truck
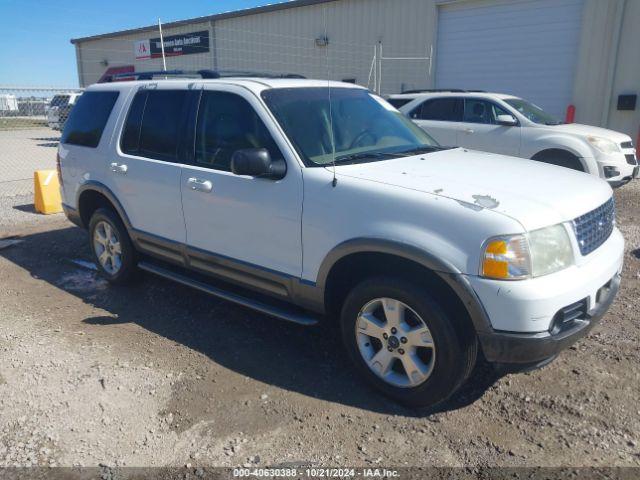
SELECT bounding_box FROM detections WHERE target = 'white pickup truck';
[388,91,638,187]
[57,73,623,407]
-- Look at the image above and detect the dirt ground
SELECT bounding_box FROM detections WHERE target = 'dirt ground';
[0,180,638,471]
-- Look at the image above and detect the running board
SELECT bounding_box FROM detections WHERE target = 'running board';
[138,261,319,326]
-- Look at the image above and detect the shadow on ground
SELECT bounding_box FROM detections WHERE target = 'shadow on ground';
[13,204,37,214]
[0,225,502,416]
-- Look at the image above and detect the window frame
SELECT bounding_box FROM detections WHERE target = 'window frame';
[410,97,463,122]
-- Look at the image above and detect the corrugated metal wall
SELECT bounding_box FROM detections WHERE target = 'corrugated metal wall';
[215,0,436,93]
[74,0,640,139]
[76,0,438,95]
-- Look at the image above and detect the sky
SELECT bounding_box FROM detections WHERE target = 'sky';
[0,0,291,87]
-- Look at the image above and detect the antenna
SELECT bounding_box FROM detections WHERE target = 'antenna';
[158,18,167,72]
[323,5,337,188]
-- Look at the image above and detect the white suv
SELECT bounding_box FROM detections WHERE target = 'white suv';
[388,91,638,187]
[47,92,83,131]
[58,73,623,407]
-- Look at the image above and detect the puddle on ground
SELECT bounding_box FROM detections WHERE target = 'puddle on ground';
[57,269,108,293]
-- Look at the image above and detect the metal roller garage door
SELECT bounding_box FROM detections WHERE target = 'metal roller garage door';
[435,0,584,118]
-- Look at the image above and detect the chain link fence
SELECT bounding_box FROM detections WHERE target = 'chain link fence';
[0,87,83,197]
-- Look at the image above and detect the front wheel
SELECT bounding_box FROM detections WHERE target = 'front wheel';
[340,276,476,408]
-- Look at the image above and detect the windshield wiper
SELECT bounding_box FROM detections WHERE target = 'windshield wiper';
[544,121,564,125]
[333,151,400,165]
[396,145,447,156]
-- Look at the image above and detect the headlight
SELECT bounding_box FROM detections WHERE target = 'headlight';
[587,136,620,154]
[528,224,574,277]
[481,225,574,280]
[481,235,531,280]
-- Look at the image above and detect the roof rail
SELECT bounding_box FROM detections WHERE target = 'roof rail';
[399,88,486,94]
[103,69,306,82]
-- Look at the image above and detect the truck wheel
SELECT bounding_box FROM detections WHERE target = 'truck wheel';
[340,276,476,408]
[88,208,137,284]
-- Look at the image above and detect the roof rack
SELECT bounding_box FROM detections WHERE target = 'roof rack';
[399,89,486,94]
[103,69,306,82]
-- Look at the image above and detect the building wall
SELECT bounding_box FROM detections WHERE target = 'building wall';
[75,0,640,139]
[76,0,439,94]
[76,20,214,86]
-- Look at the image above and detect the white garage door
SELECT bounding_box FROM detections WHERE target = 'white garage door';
[435,0,584,118]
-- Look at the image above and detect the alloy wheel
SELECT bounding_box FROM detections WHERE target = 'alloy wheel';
[93,220,123,275]
[355,297,436,388]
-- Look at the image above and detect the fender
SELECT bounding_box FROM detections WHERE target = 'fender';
[75,181,133,230]
[314,238,493,334]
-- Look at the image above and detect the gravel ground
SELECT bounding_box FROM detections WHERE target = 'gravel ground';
[0,180,638,472]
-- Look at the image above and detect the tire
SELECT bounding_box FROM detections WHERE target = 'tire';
[531,150,584,172]
[340,276,476,408]
[88,208,137,284]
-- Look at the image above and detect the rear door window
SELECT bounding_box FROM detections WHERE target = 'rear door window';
[414,98,463,121]
[60,91,119,148]
[121,89,190,162]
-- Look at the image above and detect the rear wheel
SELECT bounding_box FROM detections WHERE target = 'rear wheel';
[89,208,137,284]
[340,276,476,408]
[532,149,584,172]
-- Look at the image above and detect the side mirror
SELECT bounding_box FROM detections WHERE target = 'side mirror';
[230,148,286,180]
[496,114,518,126]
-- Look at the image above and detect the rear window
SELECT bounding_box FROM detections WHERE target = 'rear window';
[387,98,413,109]
[121,90,189,161]
[61,91,119,148]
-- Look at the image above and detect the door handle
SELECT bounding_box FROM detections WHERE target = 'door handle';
[187,177,213,193]
[464,128,475,134]
[110,162,128,174]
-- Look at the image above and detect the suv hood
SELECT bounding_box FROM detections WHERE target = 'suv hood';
[536,122,632,143]
[335,148,613,231]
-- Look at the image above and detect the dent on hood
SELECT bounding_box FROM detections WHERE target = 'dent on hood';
[454,194,500,212]
[472,194,500,209]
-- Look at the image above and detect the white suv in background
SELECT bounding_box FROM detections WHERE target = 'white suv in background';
[388,91,638,187]
[47,92,83,131]
[58,72,623,408]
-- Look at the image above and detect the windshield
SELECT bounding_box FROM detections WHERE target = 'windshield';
[504,98,562,125]
[261,88,440,166]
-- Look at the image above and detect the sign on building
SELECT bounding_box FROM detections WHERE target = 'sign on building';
[134,30,210,60]
[134,39,151,60]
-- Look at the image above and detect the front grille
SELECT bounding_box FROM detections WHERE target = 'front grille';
[625,154,637,165]
[621,141,633,149]
[572,198,615,256]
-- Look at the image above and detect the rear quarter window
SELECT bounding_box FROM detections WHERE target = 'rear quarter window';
[61,91,119,148]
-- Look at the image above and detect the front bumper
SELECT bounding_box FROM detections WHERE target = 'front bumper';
[478,272,620,365]
[596,149,638,185]
[467,227,624,366]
